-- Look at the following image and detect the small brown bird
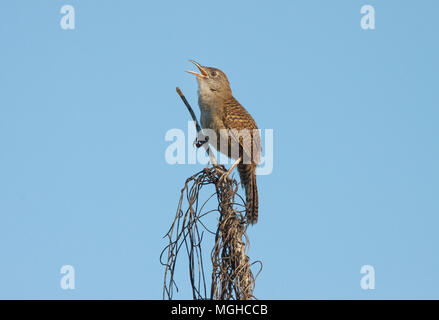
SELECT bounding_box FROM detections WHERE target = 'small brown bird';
[186,60,261,224]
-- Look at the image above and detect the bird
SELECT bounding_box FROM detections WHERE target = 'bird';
[186,60,261,224]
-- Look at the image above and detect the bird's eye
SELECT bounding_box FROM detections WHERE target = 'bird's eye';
[210,71,217,77]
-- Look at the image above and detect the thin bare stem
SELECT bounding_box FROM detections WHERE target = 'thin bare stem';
[161,89,262,300]
[176,87,218,166]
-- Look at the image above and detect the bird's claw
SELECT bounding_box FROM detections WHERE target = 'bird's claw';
[216,165,232,185]
[217,171,230,185]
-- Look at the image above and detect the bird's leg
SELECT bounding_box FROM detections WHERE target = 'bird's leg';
[217,157,242,185]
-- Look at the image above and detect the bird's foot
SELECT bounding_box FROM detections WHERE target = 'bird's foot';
[217,169,233,185]
[216,157,242,185]
[213,164,227,175]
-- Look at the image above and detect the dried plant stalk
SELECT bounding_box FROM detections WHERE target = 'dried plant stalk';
[160,88,262,300]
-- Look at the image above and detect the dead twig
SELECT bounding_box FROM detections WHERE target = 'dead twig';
[161,88,262,300]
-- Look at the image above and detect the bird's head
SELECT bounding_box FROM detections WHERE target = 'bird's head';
[185,60,232,97]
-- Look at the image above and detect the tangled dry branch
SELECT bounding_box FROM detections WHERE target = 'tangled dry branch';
[161,165,262,300]
[160,87,261,300]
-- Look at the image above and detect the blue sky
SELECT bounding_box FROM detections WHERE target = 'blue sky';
[0,0,438,299]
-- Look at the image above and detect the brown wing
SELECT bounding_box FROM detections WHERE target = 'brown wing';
[222,97,261,164]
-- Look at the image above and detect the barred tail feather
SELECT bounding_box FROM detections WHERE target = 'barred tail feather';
[238,164,258,224]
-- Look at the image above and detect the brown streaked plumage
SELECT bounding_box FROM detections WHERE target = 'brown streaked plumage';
[186,60,261,224]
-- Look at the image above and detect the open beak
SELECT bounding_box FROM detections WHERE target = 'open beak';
[185,60,208,78]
